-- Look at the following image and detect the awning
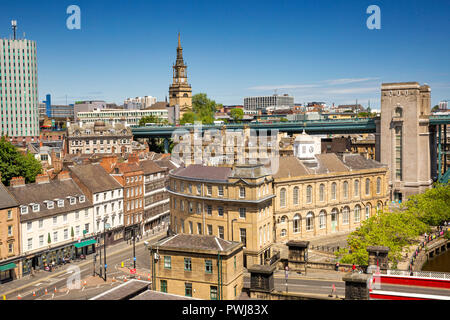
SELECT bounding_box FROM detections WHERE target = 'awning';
[74,239,96,248]
[0,262,16,271]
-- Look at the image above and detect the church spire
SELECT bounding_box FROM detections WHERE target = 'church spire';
[178,32,181,49]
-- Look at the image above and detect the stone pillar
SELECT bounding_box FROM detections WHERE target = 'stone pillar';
[366,246,390,273]
[343,273,370,300]
[286,240,309,273]
[248,264,276,298]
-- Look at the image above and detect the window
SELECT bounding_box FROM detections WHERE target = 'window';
[354,180,359,197]
[189,221,193,234]
[58,199,64,207]
[197,223,202,234]
[53,216,57,225]
[180,181,184,192]
[331,182,337,200]
[281,229,287,237]
[239,187,246,198]
[343,207,350,224]
[70,197,76,205]
[218,226,224,239]
[365,178,371,196]
[64,228,68,239]
[32,204,39,212]
[39,219,43,228]
[27,238,33,250]
[365,204,371,220]
[319,211,326,229]
[21,206,28,214]
[188,201,193,213]
[7,225,13,237]
[293,187,299,205]
[210,286,218,300]
[306,212,314,231]
[164,256,171,269]
[376,177,381,194]
[196,203,201,214]
[218,207,224,217]
[85,223,89,233]
[240,228,247,247]
[7,210,12,220]
[188,183,192,193]
[306,185,312,203]
[218,185,224,196]
[53,231,58,242]
[293,214,301,233]
[76,226,80,236]
[319,184,325,202]
[160,280,167,293]
[39,235,44,247]
[184,258,192,271]
[280,188,286,208]
[207,185,212,195]
[196,184,201,195]
[207,224,213,235]
[205,260,213,273]
[207,205,212,215]
[239,208,246,219]
[63,214,68,222]
[185,283,192,297]
[27,221,32,231]
[343,181,349,199]
[354,205,361,223]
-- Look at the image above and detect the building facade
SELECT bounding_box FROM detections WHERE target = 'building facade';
[68,163,124,245]
[0,180,20,283]
[168,33,192,119]
[272,154,389,242]
[8,173,95,275]
[124,96,157,109]
[379,82,433,201]
[150,234,244,300]
[168,164,275,268]
[67,121,133,155]
[244,94,294,115]
[0,36,39,143]
[76,108,168,127]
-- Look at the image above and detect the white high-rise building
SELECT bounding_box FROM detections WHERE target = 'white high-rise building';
[244,94,294,115]
[0,22,39,143]
[124,96,157,109]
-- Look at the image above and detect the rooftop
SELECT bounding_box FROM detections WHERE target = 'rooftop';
[69,163,122,193]
[0,181,18,210]
[156,234,242,253]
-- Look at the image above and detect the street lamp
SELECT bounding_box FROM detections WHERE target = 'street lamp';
[103,217,109,282]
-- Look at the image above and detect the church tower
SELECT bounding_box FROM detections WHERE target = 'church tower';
[169,33,192,118]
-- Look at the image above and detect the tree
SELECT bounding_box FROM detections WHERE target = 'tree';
[431,105,439,112]
[71,227,75,238]
[180,93,222,125]
[179,112,197,125]
[0,137,42,186]
[47,233,51,244]
[138,115,168,126]
[230,108,244,122]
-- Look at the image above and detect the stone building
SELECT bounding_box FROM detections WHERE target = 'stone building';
[0,180,20,283]
[379,82,433,202]
[272,153,389,242]
[66,121,133,155]
[168,164,275,267]
[150,234,243,300]
[8,173,95,275]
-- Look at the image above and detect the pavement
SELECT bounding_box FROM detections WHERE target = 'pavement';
[0,227,168,300]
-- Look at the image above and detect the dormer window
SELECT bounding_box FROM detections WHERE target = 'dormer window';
[20,206,28,214]
[69,197,76,205]
[46,201,54,209]
[32,204,40,212]
[79,195,85,203]
[57,199,64,208]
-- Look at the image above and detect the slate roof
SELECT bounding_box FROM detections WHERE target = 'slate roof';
[139,160,165,175]
[7,179,92,222]
[0,182,18,209]
[272,156,310,179]
[69,163,122,193]
[157,234,240,252]
[170,165,232,182]
[340,153,386,170]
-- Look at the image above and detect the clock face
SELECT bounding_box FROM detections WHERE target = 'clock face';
[309,146,314,153]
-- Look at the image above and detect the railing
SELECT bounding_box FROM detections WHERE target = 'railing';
[386,269,450,280]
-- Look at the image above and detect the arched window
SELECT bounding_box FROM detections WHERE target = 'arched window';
[343,207,350,224]
[306,212,314,231]
[293,214,301,233]
[281,229,287,237]
[365,203,371,220]
[306,185,312,203]
[376,177,381,194]
[280,188,286,208]
[331,208,338,226]
[319,210,326,229]
[319,184,325,202]
[354,205,361,223]
[331,182,337,200]
[395,106,403,117]
[377,201,382,213]
[365,178,371,196]
[280,215,288,223]
[343,181,349,199]
[293,187,299,206]
[354,180,359,197]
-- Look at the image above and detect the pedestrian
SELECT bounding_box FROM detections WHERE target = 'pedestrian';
[352,263,356,272]
[335,262,340,271]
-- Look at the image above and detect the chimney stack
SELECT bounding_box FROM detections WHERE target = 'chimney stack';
[10,176,25,187]
[57,170,71,181]
[35,173,50,184]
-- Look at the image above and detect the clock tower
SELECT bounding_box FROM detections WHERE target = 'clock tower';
[169,33,192,119]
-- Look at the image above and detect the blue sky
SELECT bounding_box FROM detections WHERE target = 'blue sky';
[0,0,449,109]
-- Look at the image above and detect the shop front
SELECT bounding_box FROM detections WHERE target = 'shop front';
[0,262,18,284]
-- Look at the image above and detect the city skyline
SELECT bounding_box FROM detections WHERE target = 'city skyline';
[0,0,449,109]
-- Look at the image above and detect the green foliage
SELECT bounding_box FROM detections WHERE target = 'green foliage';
[71,227,74,238]
[180,93,222,125]
[431,105,439,111]
[47,233,51,244]
[138,115,168,126]
[444,230,450,240]
[337,184,450,267]
[230,108,244,122]
[0,137,42,186]
[280,117,288,122]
